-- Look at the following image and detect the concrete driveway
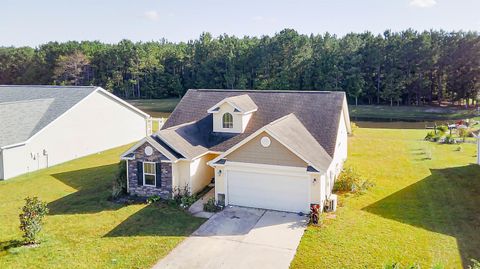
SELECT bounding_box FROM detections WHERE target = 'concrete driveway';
[153,206,307,269]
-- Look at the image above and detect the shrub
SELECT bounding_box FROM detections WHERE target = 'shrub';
[19,197,49,244]
[112,161,127,199]
[334,167,372,194]
[172,186,197,209]
[436,125,448,133]
[424,131,435,141]
[180,195,197,208]
[444,134,456,144]
[203,197,220,212]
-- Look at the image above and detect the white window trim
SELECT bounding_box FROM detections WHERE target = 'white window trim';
[143,161,156,187]
[223,113,233,129]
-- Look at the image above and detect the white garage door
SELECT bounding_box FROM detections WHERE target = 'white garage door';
[227,169,310,213]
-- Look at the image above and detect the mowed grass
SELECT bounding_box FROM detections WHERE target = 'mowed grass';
[128,99,179,118]
[292,128,480,268]
[350,105,478,121]
[0,145,204,269]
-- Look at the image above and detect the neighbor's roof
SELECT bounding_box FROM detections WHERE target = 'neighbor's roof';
[0,86,98,148]
[160,89,347,160]
[208,94,258,113]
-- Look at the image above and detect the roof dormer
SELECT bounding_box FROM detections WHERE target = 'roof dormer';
[207,94,257,133]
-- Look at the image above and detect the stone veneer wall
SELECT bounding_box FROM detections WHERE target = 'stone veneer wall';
[127,142,173,199]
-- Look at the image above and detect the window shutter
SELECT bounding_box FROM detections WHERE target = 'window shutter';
[137,161,143,186]
[155,162,162,188]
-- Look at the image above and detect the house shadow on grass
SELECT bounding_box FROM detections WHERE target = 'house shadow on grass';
[48,164,123,215]
[363,164,480,268]
[104,203,205,237]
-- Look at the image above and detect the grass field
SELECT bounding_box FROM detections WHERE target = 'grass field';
[127,98,479,122]
[350,105,478,121]
[0,145,205,269]
[127,99,180,118]
[291,128,480,268]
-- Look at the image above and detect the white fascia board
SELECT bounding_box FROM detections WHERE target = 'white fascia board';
[96,88,151,118]
[342,96,352,134]
[1,142,27,150]
[120,137,179,162]
[207,100,244,114]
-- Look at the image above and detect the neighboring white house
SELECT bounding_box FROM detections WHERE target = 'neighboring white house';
[0,85,150,180]
[121,89,350,213]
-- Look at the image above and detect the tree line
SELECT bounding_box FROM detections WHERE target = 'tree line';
[1,29,479,106]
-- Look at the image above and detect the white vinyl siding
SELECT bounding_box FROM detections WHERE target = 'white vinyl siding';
[0,90,148,180]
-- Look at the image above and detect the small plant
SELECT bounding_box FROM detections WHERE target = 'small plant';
[172,186,197,209]
[146,195,162,204]
[470,259,480,269]
[180,195,197,209]
[436,125,448,133]
[357,179,376,194]
[424,131,435,141]
[425,131,442,142]
[19,197,49,245]
[456,146,462,152]
[444,134,456,144]
[384,262,401,269]
[112,161,127,199]
[203,197,220,212]
[309,204,323,225]
[334,167,372,194]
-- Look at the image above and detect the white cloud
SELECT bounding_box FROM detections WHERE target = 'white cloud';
[409,0,437,8]
[144,10,160,21]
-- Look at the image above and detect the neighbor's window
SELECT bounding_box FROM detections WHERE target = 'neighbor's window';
[223,113,233,128]
[143,162,156,186]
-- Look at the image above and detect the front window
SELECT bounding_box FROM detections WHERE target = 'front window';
[143,162,156,186]
[223,113,233,128]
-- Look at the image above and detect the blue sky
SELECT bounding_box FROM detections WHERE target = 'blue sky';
[1,0,479,47]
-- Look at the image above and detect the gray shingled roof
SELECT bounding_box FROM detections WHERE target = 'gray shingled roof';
[209,94,258,113]
[0,86,97,148]
[161,89,346,159]
[263,113,332,171]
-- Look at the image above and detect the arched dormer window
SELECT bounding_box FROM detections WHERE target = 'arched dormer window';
[222,113,233,128]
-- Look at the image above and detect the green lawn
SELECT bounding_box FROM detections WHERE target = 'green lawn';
[292,128,480,268]
[128,99,180,118]
[127,98,479,122]
[350,105,478,121]
[0,145,204,269]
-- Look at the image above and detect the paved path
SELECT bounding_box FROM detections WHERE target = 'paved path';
[188,188,215,218]
[153,206,307,269]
